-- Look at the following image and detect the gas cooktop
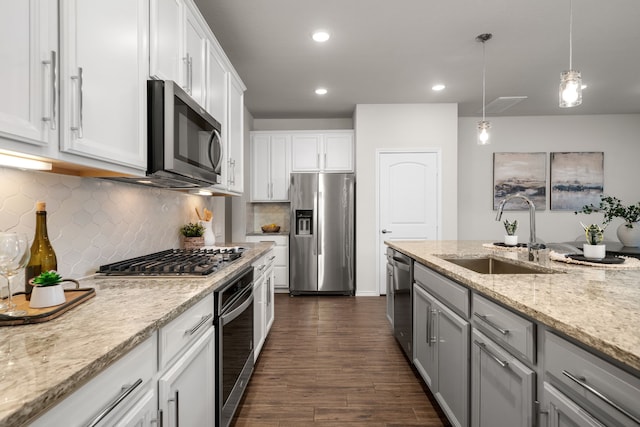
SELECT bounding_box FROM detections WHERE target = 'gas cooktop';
[97,247,244,276]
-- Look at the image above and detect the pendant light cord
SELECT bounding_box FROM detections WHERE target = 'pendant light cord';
[569,0,573,70]
[482,40,487,122]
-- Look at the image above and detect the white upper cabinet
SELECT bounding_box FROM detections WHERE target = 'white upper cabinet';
[58,0,148,171]
[183,2,206,106]
[290,131,354,172]
[226,73,245,193]
[0,0,58,157]
[149,0,183,83]
[250,133,290,202]
[206,42,227,126]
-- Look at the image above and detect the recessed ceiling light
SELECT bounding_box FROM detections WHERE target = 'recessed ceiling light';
[312,31,330,42]
[432,84,446,91]
[315,88,328,95]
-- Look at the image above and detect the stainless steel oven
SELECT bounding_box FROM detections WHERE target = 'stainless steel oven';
[214,267,254,427]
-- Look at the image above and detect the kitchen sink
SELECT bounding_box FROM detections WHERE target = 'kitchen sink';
[441,256,555,274]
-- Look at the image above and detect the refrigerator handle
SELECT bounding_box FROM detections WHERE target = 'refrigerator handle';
[317,191,323,255]
[313,191,318,255]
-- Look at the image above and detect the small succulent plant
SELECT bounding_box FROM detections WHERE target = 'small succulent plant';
[180,222,205,237]
[503,219,518,236]
[32,270,63,287]
[581,222,606,245]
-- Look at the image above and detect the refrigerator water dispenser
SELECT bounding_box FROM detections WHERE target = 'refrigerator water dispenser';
[295,210,313,235]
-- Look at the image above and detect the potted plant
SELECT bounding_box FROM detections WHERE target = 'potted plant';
[180,222,205,250]
[503,219,518,246]
[29,271,66,308]
[576,195,640,247]
[580,222,606,259]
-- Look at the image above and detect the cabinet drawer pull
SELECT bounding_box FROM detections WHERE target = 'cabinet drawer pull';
[185,313,213,336]
[268,255,276,261]
[473,312,509,335]
[42,50,57,130]
[562,370,640,424]
[474,340,509,368]
[85,378,143,427]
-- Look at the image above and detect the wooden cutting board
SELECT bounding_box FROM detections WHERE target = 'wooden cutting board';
[0,288,95,326]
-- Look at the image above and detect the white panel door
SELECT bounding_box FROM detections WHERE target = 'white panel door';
[59,0,147,170]
[0,0,58,151]
[291,134,321,171]
[323,132,354,171]
[183,4,206,106]
[378,151,439,294]
[149,0,182,82]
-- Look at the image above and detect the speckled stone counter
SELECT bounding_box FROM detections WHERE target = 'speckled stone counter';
[386,240,640,375]
[0,242,274,427]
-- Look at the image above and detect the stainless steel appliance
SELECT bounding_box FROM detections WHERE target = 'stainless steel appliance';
[289,173,355,295]
[120,80,222,189]
[390,249,412,359]
[97,247,243,276]
[214,267,254,427]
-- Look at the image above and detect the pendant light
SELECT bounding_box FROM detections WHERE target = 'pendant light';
[559,0,582,107]
[476,33,492,145]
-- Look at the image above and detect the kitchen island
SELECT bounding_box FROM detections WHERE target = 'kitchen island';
[388,240,640,373]
[0,242,273,427]
[388,240,640,426]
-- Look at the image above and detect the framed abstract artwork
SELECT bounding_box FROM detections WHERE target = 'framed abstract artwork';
[550,152,604,211]
[493,152,546,210]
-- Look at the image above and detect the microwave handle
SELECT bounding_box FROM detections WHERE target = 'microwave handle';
[208,128,222,174]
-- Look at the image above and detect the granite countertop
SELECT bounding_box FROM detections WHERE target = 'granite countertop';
[0,242,274,427]
[386,240,640,375]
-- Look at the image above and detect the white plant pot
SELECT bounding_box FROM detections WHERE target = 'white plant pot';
[29,284,66,308]
[583,244,606,260]
[617,223,640,247]
[504,235,518,246]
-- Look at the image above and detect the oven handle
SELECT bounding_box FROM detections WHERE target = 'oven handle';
[221,288,253,326]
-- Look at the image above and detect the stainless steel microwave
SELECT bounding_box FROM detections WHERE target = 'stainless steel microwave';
[147,80,222,188]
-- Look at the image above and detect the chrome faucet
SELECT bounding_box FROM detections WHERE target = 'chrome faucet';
[496,194,541,261]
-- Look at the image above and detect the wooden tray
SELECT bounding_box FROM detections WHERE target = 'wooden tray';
[0,288,95,326]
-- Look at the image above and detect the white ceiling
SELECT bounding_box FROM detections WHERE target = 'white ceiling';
[194,0,640,119]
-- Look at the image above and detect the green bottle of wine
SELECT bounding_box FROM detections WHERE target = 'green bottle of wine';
[25,201,57,300]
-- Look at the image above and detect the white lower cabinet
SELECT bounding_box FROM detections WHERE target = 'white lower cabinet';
[246,235,289,292]
[413,282,469,427]
[471,329,534,427]
[29,335,158,427]
[253,249,276,361]
[157,293,215,427]
[158,327,215,427]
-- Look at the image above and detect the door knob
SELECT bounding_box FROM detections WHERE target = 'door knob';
[381,229,392,234]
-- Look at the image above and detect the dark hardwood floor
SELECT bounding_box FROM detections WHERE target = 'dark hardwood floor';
[231,294,451,427]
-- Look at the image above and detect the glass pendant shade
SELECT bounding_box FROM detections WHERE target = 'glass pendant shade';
[559,70,582,107]
[477,120,491,145]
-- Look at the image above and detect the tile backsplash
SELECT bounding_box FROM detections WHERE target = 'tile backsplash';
[0,167,217,284]
[247,202,290,233]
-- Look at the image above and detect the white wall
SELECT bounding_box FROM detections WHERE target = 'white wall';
[458,114,640,243]
[354,103,458,296]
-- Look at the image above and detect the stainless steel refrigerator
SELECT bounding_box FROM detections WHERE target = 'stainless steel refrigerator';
[289,173,355,295]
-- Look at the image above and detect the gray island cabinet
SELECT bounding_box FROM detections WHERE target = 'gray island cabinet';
[388,240,640,427]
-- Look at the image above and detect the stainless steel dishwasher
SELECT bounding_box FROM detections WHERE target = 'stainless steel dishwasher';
[391,249,413,359]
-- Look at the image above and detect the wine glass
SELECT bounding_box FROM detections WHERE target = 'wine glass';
[0,232,30,316]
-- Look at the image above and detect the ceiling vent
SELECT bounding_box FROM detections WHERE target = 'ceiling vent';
[478,96,528,114]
